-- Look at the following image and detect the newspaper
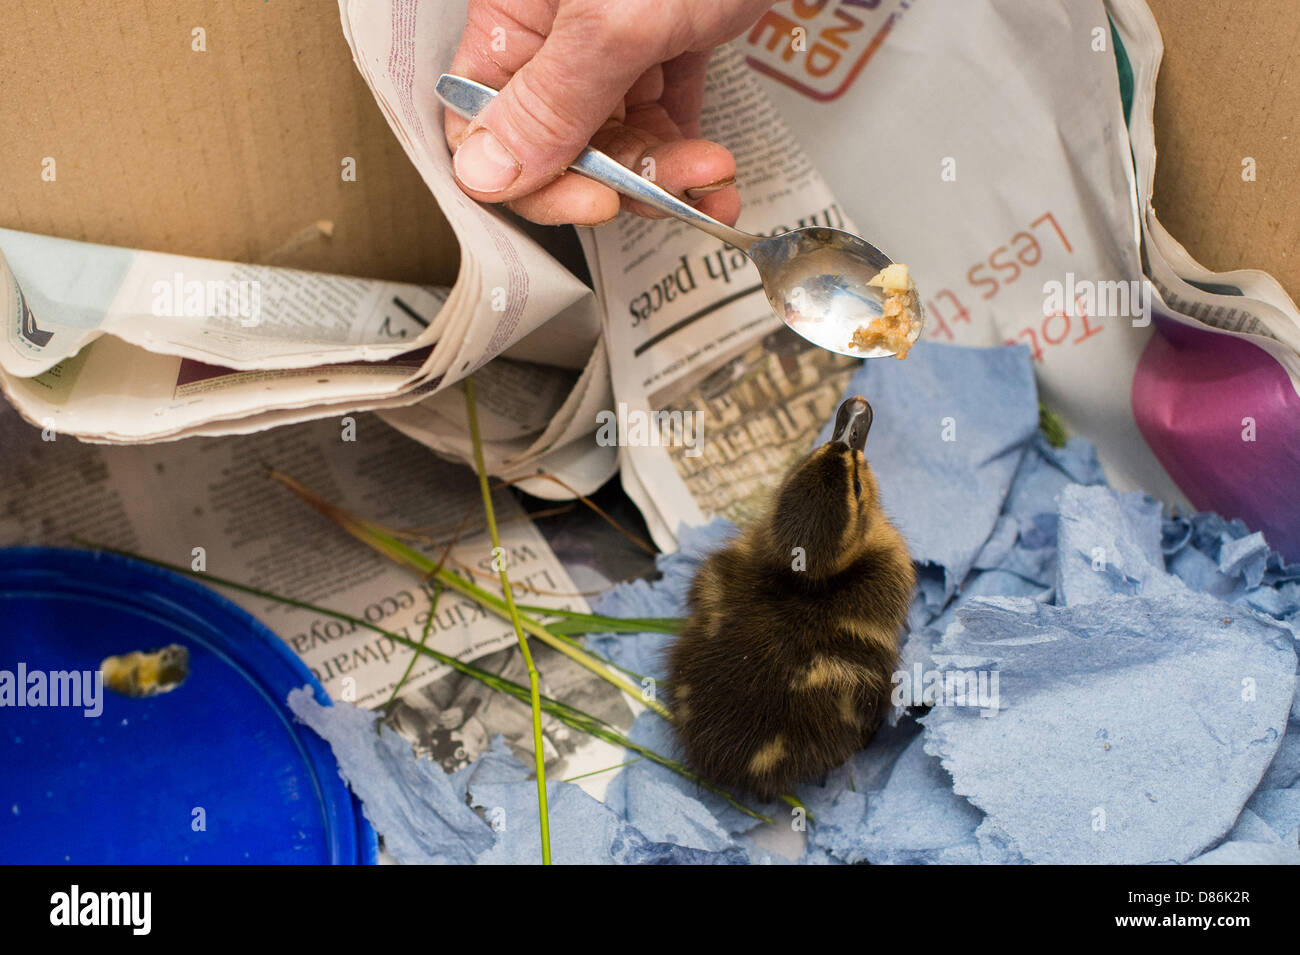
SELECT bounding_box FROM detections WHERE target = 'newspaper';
[0,0,618,498]
[0,400,631,781]
[0,222,617,493]
[0,229,448,434]
[566,1,1169,547]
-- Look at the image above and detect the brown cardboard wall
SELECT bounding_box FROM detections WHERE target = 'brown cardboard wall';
[2,2,1294,301]
[0,0,461,285]
[1145,0,1299,300]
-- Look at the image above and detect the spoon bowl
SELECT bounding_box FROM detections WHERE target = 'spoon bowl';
[749,226,905,358]
[436,74,923,359]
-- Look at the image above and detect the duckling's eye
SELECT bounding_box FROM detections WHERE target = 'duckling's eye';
[853,474,862,499]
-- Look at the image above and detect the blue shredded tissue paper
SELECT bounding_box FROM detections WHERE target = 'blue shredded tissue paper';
[290,341,1300,864]
[287,686,492,865]
[922,594,1296,863]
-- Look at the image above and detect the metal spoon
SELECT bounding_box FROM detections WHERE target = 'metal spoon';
[435,73,922,358]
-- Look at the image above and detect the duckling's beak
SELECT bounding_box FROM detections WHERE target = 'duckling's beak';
[831,396,873,453]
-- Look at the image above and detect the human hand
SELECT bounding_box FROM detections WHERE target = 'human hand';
[442,0,776,227]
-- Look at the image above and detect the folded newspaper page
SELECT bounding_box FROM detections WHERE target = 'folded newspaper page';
[0,229,449,437]
[336,0,623,496]
[0,221,617,493]
[0,216,612,495]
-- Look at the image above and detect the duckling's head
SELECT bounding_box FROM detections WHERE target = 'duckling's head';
[759,396,883,579]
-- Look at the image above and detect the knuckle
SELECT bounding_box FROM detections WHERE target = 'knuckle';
[575,0,667,60]
[591,14,647,58]
[590,123,653,170]
[504,68,591,156]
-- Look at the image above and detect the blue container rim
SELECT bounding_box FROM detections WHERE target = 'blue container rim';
[0,545,378,865]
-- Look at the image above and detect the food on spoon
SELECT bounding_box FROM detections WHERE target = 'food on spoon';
[849,263,922,359]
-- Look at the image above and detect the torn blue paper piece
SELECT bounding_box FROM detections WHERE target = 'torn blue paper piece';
[1163,510,1300,621]
[612,830,751,865]
[814,342,1039,597]
[1056,483,1184,606]
[1223,806,1283,845]
[810,721,950,863]
[603,710,773,840]
[469,767,626,865]
[1220,532,1270,588]
[287,699,753,865]
[1189,798,1300,865]
[464,735,749,864]
[1259,715,1300,791]
[803,721,1023,865]
[797,706,922,823]
[1243,789,1300,843]
[1007,435,1108,516]
[287,687,493,865]
[736,835,804,865]
[899,432,1103,674]
[1224,697,1300,860]
[921,594,1297,864]
[1190,841,1300,864]
[456,732,531,790]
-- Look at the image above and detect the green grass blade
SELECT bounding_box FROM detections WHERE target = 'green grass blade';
[513,605,683,635]
[269,471,671,720]
[465,377,550,865]
[382,582,441,717]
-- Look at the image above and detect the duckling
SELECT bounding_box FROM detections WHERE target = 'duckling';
[666,396,915,801]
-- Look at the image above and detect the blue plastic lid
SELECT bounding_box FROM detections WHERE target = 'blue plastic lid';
[0,547,376,864]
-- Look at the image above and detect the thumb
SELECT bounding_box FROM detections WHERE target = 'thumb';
[451,16,659,201]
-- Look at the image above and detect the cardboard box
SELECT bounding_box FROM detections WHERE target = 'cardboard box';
[1145,0,1299,299]
[2,1,1294,302]
[0,0,460,285]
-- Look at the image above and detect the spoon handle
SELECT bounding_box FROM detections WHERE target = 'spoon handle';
[434,73,756,250]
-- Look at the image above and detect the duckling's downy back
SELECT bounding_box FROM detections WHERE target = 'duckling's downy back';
[667,396,915,801]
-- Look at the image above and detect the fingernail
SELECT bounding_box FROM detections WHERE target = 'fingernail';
[453,128,521,193]
[685,177,736,200]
